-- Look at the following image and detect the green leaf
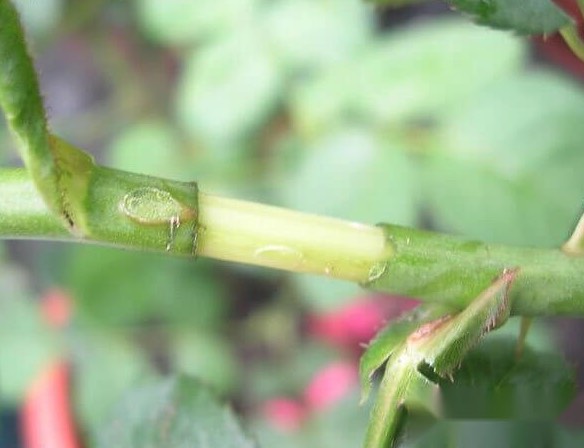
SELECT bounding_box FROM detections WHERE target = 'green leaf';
[136,0,259,45]
[73,331,154,429]
[96,376,257,448]
[364,270,516,448]
[62,246,227,328]
[256,389,372,448]
[438,337,576,419]
[290,19,524,136]
[175,31,281,148]
[280,128,417,226]
[264,0,371,71]
[359,305,449,403]
[407,421,572,448]
[425,72,584,247]
[365,0,426,6]
[447,0,571,34]
[0,265,60,404]
[108,121,190,182]
[410,268,517,378]
[12,0,63,36]
[171,332,237,394]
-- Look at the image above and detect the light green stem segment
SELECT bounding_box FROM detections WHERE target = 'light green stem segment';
[1,168,584,316]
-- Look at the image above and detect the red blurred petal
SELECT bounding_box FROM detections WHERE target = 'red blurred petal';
[303,362,357,411]
[41,289,73,329]
[308,295,419,351]
[21,361,81,448]
[261,398,306,432]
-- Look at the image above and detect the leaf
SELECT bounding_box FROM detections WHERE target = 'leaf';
[363,270,516,448]
[175,31,281,148]
[425,72,584,247]
[408,421,573,448]
[438,337,576,419]
[62,246,227,328]
[264,0,371,71]
[171,332,237,394]
[410,268,517,378]
[96,376,257,448]
[136,0,259,45]
[290,19,524,137]
[254,389,372,448]
[365,0,426,6]
[280,128,417,226]
[73,331,154,429]
[0,264,60,404]
[108,121,191,182]
[447,0,571,34]
[12,0,63,35]
[359,305,449,403]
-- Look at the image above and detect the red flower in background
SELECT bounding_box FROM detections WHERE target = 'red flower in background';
[262,294,419,432]
[307,294,419,356]
[20,290,81,448]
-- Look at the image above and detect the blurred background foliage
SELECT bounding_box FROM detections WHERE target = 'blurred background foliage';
[1,0,584,446]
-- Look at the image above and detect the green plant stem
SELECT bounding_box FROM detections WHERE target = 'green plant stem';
[197,193,389,281]
[0,168,389,281]
[1,167,584,316]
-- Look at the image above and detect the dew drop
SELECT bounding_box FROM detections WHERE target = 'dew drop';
[120,187,183,224]
[253,245,304,267]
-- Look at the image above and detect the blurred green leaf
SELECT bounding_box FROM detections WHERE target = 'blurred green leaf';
[291,19,524,136]
[249,343,334,400]
[73,330,154,429]
[281,128,417,225]
[404,421,570,448]
[176,31,282,149]
[12,0,63,36]
[171,331,237,394]
[108,120,192,181]
[0,264,60,404]
[438,337,576,419]
[96,376,257,448]
[265,0,371,72]
[136,0,259,45]
[255,390,371,448]
[425,72,584,246]
[63,246,227,328]
[292,275,361,311]
[447,0,570,35]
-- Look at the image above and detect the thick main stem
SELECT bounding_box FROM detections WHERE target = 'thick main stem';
[1,168,584,316]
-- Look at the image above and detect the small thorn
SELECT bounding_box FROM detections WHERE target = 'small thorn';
[562,212,584,256]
